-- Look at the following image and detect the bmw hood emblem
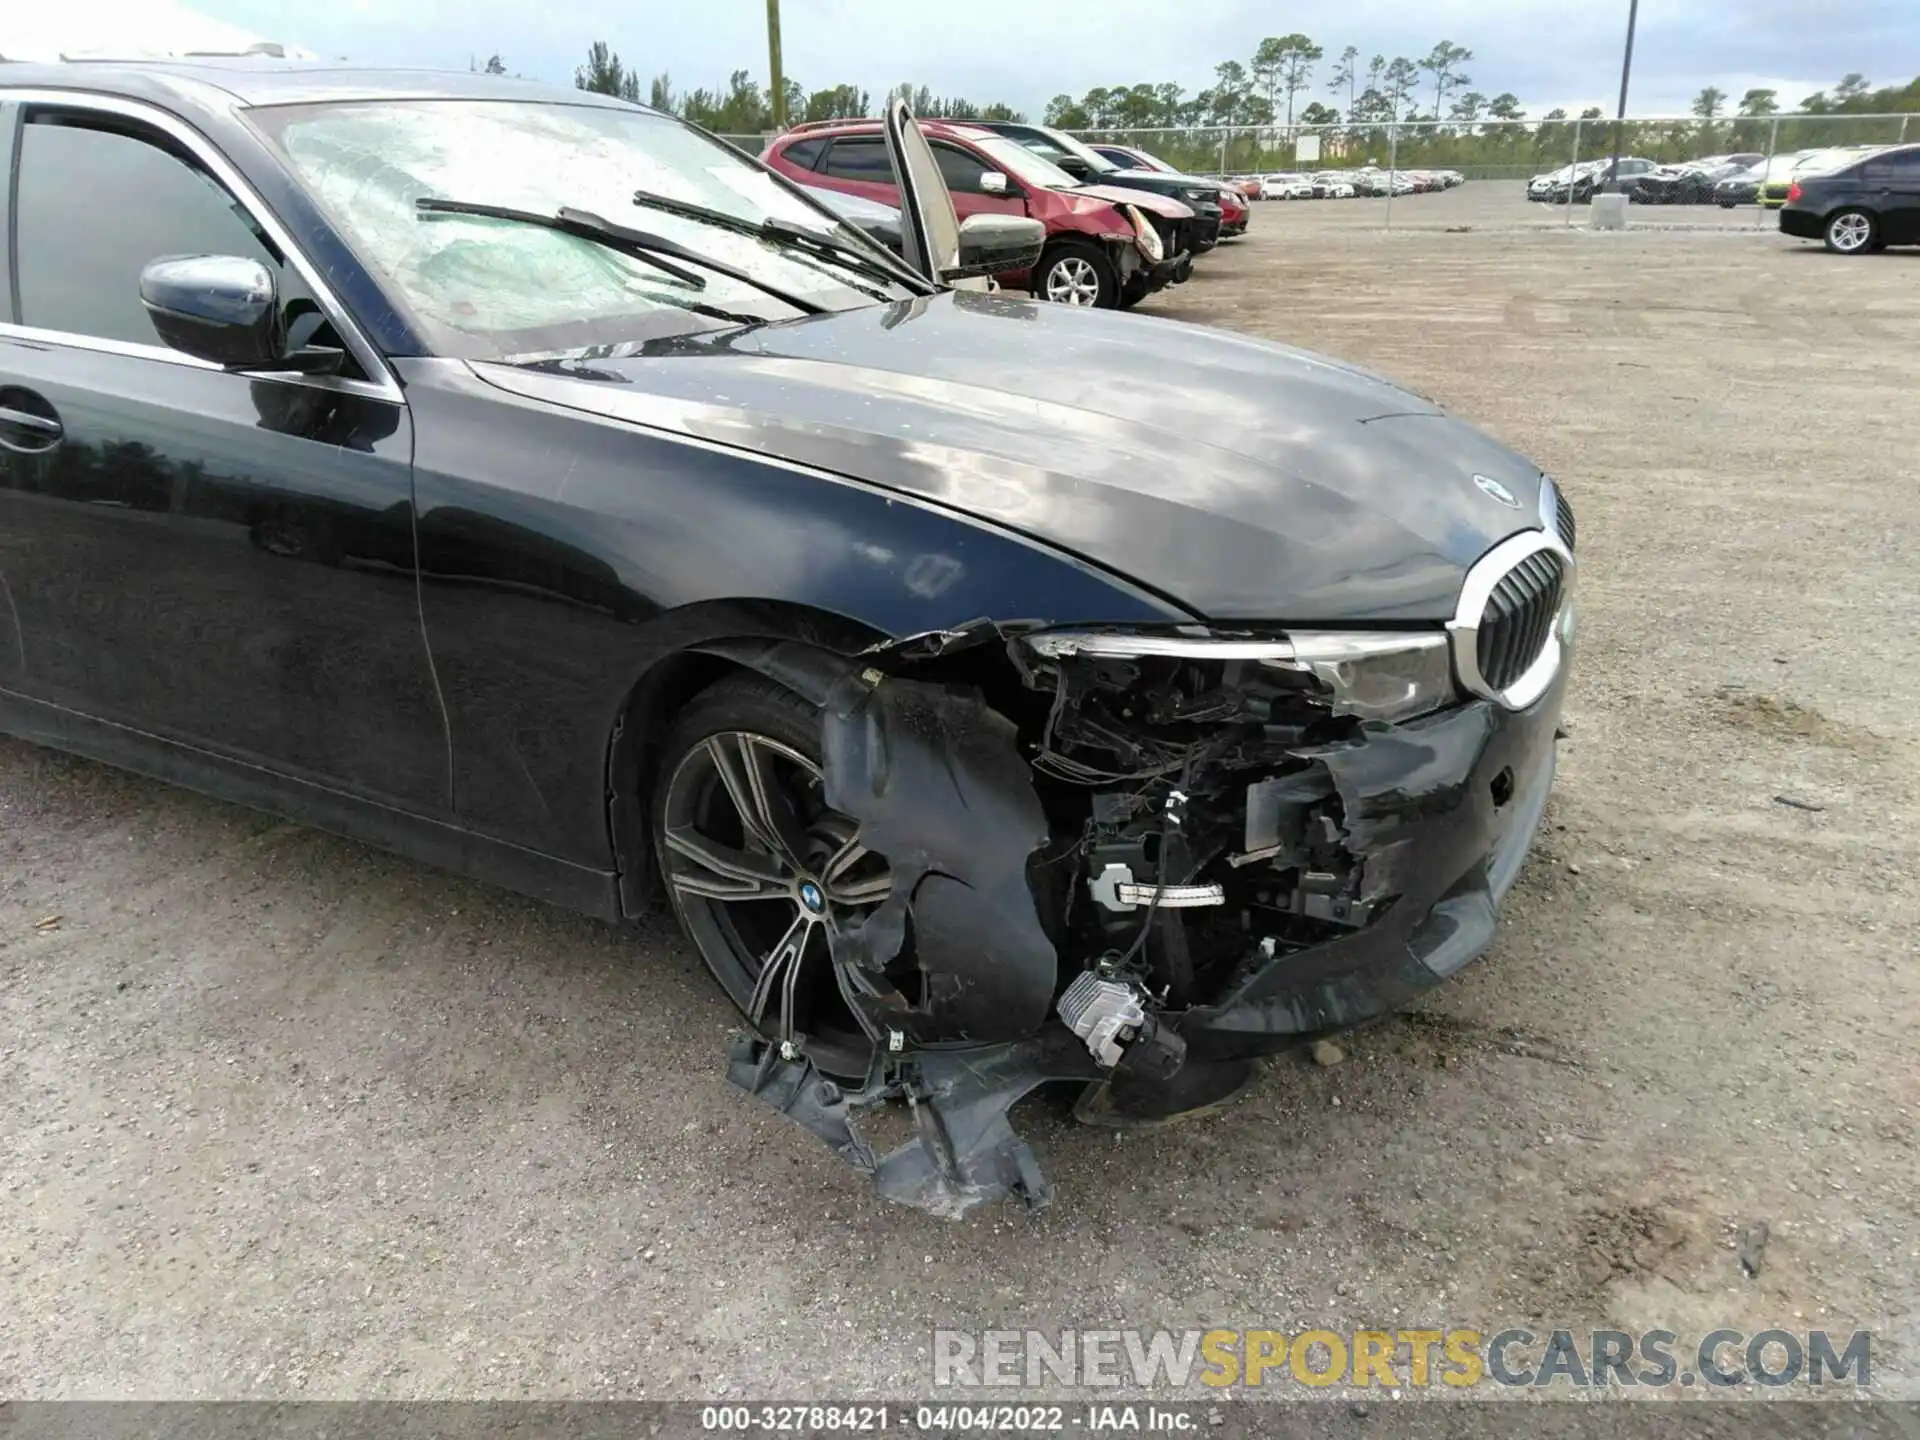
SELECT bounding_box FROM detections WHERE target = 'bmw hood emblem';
[1474,474,1521,509]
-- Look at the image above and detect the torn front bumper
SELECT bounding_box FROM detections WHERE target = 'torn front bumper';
[1173,667,1566,1059]
[707,625,1568,1217]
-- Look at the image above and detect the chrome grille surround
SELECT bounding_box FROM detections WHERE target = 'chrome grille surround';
[1540,474,1576,552]
[1448,527,1576,711]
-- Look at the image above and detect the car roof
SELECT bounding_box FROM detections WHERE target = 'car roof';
[779,117,994,143]
[0,58,649,117]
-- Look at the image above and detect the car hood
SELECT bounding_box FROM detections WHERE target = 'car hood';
[471,293,1546,622]
[1070,183,1193,219]
[1095,168,1208,197]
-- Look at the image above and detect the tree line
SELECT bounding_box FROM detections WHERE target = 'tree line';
[567,41,1023,135]
[487,41,1919,176]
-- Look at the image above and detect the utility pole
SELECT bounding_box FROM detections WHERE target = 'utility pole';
[1604,0,1639,190]
[765,0,788,129]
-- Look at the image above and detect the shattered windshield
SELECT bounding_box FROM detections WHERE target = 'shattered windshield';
[250,99,913,357]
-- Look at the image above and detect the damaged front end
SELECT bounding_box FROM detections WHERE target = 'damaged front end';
[720,555,1571,1216]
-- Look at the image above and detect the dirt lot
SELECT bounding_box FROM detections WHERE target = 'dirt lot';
[3,194,1917,1404]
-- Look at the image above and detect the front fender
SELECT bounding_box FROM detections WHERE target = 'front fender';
[398,358,1185,869]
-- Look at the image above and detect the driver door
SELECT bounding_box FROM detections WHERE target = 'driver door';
[0,100,448,815]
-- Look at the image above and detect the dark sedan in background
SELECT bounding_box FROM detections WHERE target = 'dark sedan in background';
[1632,155,1763,205]
[1714,162,1765,207]
[1092,142,1250,237]
[971,119,1227,250]
[1779,143,1920,252]
[0,62,1573,1216]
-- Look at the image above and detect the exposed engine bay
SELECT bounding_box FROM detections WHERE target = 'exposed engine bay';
[715,618,1559,1217]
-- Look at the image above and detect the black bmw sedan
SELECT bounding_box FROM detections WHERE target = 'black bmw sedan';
[1778,143,1920,253]
[0,63,1575,1215]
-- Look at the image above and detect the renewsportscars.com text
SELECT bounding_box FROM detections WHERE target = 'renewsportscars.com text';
[932,1328,1873,1390]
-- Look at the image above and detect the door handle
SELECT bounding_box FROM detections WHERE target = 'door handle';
[0,395,64,454]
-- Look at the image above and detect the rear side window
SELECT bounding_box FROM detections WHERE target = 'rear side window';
[780,136,826,171]
[820,137,893,182]
[1863,149,1920,181]
[14,115,305,346]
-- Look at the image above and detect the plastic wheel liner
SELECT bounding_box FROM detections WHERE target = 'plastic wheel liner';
[697,635,1099,1217]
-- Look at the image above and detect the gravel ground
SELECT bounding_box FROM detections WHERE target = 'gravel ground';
[2,190,1916,1405]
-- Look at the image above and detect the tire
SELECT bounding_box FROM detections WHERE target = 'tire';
[1823,208,1877,255]
[650,673,889,1078]
[1031,240,1120,308]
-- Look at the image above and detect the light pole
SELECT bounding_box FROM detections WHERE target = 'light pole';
[766,0,787,129]
[1604,0,1640,190]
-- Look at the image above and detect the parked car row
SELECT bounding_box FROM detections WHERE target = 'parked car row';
[1524,149,1904,211]
[765,118,1249,310]
[1226,167,1462,200]
[1524,157,1667,204]
[1778,141,1920,252]
[1618,153,1765,203]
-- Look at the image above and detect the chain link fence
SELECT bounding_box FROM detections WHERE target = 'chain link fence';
[1061,112,1915,180]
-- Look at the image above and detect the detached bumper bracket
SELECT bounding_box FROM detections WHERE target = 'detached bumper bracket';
[725,1032,1102,1219]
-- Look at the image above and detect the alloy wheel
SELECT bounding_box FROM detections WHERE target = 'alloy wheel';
[659,731,892,1061]
[1043,256,1103,305]
[1828,212,1873,253]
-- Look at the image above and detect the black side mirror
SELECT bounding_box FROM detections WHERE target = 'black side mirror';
[1057,156,1092,179]
[942,213,1045,283]
[139,255,337,373]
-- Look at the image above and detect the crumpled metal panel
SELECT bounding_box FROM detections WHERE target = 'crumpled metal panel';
[818,673,1059,1044]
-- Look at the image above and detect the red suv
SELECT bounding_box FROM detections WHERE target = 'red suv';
[764,119,1194,308]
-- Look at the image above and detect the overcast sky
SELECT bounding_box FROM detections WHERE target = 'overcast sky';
[162,0,1920,118]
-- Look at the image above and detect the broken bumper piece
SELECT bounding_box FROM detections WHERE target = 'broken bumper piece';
[1173,672,1565,1058]
[726,1031,1103,1219]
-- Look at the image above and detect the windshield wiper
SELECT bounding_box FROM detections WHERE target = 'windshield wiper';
[628,187,925,291]
[414,198,823,316]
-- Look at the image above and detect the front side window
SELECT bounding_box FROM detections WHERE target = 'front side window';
[931,141,991,194]
[14,114,309,347]
[250,99,914,359]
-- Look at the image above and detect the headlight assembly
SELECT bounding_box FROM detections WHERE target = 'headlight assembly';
[1019,628,1457,724]
[1284,632,1457,723]
[1126,206,1165,263]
